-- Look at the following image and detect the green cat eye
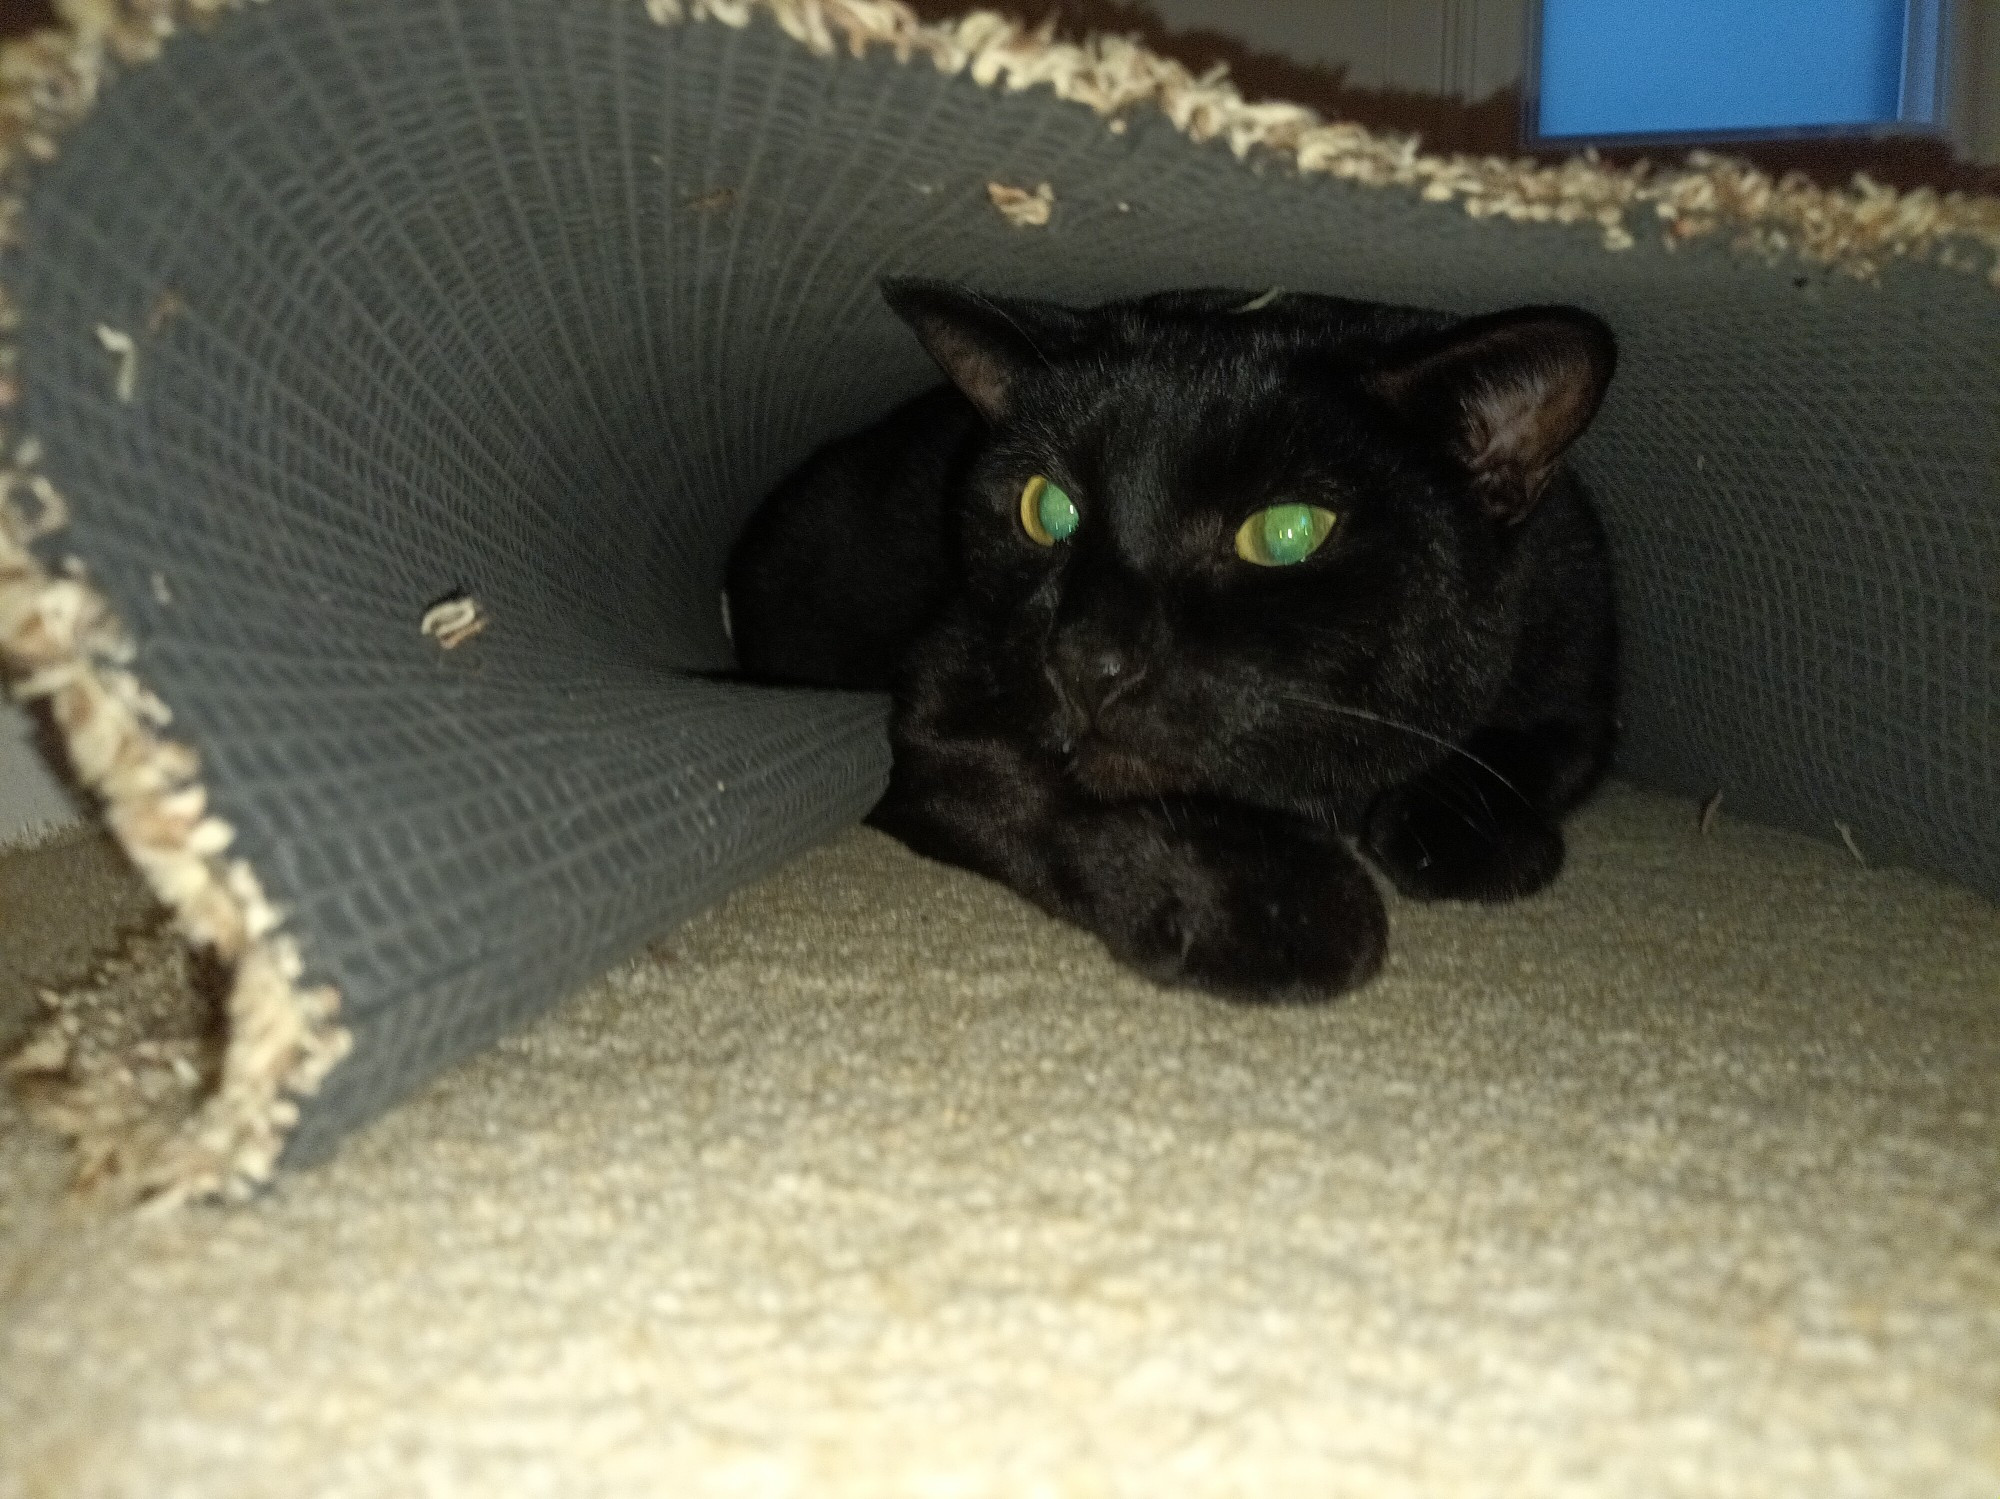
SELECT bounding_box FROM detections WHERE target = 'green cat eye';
[1020,475,1079,546]
[1235,503,1337,566]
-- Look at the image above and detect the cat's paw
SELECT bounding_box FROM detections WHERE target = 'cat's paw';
[1110,828,1388,1002]
[1363,783,1564,902]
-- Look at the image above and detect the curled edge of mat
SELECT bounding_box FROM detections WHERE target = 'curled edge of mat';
[7,0,1999,284]
[698,0,2000,284]
[0,0,1996,1208]
[0,453,351,1208]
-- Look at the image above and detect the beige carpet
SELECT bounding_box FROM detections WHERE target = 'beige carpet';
[1,785,1996,1497]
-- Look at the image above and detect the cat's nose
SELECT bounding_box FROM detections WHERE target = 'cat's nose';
[1052,638,1144,723]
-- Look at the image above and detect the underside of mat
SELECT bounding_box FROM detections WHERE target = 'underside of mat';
[1,0,1995,1202]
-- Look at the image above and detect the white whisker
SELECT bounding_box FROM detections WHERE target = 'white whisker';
[1275,691,1531,808]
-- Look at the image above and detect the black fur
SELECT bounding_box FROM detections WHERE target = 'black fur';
[728,282,1618,1000]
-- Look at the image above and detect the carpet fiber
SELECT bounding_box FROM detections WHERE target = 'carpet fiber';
[3,784,1997,1496]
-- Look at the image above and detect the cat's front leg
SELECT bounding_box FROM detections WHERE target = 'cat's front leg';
[1069,798,1390,1001]
[1362,723,1580,902]
[872,747,1387,1001]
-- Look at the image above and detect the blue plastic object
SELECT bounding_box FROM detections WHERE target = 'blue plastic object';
[1534,0,1942,140]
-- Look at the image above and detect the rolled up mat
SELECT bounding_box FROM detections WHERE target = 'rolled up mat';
[1,0,1994,1203]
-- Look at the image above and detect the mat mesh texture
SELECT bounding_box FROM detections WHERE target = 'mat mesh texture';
[11,0,1995,1159]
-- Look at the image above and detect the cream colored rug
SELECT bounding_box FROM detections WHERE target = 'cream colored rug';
[2,784,1996,1497]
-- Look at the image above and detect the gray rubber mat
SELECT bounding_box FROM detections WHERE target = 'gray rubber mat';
[10,0,1995,1164]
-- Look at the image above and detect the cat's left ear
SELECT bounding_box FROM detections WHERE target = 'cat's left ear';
[882,279,1083,422]
[1372,308,1616,521]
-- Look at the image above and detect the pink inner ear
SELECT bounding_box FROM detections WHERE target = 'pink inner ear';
[922,323,1012,422]
[1370,309,1613,522]
[1464,371,1551,470]
[1458,345,1606,516]
[1466,365,1558,468]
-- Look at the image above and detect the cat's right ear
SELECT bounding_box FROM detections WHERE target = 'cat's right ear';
[881,280,1075,422]
[1370,307,1616,521]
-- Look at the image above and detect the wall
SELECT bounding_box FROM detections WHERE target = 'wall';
[1145,0,1526,102]
[1953,0,2000,163]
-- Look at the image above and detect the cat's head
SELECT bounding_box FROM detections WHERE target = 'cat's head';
[883,279,1615,814]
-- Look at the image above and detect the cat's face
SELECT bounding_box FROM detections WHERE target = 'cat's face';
[886,283,1615,819]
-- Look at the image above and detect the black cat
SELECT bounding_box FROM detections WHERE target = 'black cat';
[727,281,1618,1000]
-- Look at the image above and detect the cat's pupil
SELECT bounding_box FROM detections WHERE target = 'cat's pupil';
[1037,479,1078,542]
[1263,505,1316,563]
[1236,503,1334,566]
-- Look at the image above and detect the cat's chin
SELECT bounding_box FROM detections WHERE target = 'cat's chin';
[1062,741,1190,800]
